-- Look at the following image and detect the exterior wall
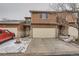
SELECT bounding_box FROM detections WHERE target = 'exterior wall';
[31,12,76,24]
[31,13,57,24]
[32,24,57,28]
[16,25,29,38]
[0,24,18,28]
[68,26,78,39]
[0,24,18,37]
[0,24,27,38]
[0,27,17,37]
[66,13,76,23]
[31,11,77,38]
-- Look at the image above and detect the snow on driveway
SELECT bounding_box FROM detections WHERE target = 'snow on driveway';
[0,37,31,53]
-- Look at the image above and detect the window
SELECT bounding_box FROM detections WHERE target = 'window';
[40,13,48,20]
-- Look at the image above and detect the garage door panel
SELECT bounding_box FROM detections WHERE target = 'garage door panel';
[33,28,56,38]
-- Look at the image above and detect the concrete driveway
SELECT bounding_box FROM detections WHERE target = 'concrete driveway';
[25,38,79,56]
[0,38,79,56]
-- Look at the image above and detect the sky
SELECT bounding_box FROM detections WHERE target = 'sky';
[0,3,78,20]
[0,3,52,20]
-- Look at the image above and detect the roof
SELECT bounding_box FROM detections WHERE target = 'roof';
[24,17,31,19]
[0,20,25,24]
[30,10,75,13]
[31,22,57,25]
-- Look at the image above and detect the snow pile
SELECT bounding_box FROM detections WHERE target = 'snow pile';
[59,35,75,42]
[0,38,31,53]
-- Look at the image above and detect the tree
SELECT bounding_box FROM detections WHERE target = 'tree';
[49,3,76,11]
[68,3,79,41]
[49,3,79,41]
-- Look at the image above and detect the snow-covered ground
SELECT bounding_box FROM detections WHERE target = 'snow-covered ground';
[0,37,31,53]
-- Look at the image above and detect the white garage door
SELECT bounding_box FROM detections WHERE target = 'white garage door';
[68,26,78,39]
[33,28,57,38]
[0,28,17,37]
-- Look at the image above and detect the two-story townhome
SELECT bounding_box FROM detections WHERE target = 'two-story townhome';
[30,10,78,39]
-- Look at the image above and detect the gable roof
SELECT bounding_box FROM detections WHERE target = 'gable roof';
[0,20,25,24]
[24,17,31,19]
[30,10,75,13]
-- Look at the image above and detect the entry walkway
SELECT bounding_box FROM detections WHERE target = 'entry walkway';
[25,38,79,55]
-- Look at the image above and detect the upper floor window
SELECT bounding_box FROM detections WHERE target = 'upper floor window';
[40,13,48,20]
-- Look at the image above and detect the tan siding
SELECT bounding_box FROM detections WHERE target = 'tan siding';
[0,24,19,37]
[0,24,28,38]
[66,13,76,22]
[32,13,57,24]
[31,11,77,38]
[32,24,57,28]
[0,24,18,28]
[48,13,57,20]
[31,12,76,24]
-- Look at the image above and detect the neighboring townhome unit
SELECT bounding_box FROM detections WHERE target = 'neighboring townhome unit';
[0,19,30,38]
